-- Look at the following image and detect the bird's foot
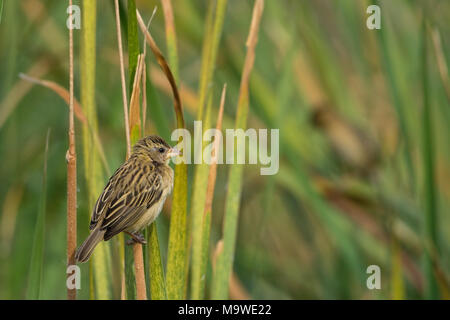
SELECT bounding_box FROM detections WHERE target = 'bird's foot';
[125,232,147,245]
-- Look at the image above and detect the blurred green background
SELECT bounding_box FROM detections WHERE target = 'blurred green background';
[0,0,449,299]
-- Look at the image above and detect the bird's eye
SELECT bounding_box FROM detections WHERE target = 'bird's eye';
[158,147,165,153]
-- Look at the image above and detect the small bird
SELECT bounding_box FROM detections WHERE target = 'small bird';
[75,135,179,263]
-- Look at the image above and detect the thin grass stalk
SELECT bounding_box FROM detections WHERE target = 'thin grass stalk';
[115,0,132,157]
[141,59,150,299]
[139,12,167,300]
[67,0,77,300]
[132,243,146,299]
[18,74,111,176]
[197,85,226,299]
[128,53,147,300]
[128,0,139,90]
[141,13,152,139]
[196,2,214,121]
[211,0,264,299]
[197,0,228,121]
[190,91,213,299]
[127,2,145,298]
[82,0,111,300]
[137,9,187,299]
[160,2,190,296]
[0,58,50,130]
[27,129,50,300]
[189,0,227,300]
[114,0,132,299]
[421,19,439,299]
[142,61,147,136]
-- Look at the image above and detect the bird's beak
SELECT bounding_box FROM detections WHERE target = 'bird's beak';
[166,147,181,159]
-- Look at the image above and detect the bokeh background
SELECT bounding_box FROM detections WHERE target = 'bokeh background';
[0,0,449,299]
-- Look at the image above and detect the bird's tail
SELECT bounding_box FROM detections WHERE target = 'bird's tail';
[74,228,106,263]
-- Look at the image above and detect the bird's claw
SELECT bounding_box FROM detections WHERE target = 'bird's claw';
[126,232,147,245]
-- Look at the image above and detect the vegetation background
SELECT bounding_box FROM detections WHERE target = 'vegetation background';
[0,0,449,299]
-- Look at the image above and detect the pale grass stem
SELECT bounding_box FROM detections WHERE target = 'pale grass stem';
[114,0,131,157]
[67,0,77,300]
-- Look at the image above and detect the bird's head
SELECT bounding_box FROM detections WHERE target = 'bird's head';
[132,135,180,164]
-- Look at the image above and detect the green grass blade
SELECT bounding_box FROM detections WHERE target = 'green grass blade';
[197,0,227,121]
[128,0,139,90]
[211,0,264,299]
[162,0,179,83]
[136,8,187,299]
[421,18,439,300]
[190,0,227,300]
[81,0,112,299]
[158,6,186,299]
[0,0,3,24]
[190,93,213,299]
[197,85,226,299]
[26,129,50,300]
[148,223,167,299]
[124,245,136,299]
[124,0,141,300]
[166,162,188,299]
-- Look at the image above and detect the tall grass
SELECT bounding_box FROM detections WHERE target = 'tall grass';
[211,0,264,299]
[137,7,187,300]
[190,0,228,300]
[126,0,142,300]
[81,0,111,299]
[2,0,450,301]
[66,0,76,300]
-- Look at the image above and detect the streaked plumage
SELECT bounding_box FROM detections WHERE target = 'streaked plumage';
[75,135,178,263]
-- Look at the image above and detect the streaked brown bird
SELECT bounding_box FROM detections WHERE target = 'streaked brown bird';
[75,135,179,263]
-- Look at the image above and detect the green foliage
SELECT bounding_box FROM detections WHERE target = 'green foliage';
[81,0,112,300]
[190,0,228,300]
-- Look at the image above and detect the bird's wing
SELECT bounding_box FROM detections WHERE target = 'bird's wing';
[89,160,163,240]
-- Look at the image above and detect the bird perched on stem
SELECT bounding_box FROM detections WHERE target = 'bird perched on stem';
[75,135,179,263]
